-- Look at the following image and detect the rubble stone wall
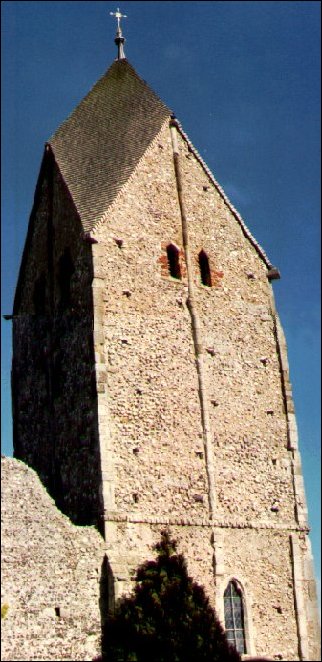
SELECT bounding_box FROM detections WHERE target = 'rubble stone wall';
[1,457,105,662]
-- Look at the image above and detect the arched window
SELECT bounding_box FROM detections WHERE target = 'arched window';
[198,250,212,287]
[33,273,47,315]
[58,248,74,310]
[224,581,246,654]
[166,243,181,280]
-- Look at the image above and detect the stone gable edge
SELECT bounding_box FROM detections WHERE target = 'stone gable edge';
[86,117,277,276]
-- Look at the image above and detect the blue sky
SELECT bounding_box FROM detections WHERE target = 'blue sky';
[1,1,320,604]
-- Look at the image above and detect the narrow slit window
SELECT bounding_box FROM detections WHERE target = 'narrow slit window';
[166,244,181,280]
[224,581,246,655]
[198,250,212,287]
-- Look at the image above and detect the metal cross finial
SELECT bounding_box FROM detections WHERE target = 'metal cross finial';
[110,8,127,33]
[110,7,127,59]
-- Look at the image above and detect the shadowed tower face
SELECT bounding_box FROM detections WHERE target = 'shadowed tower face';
[11,16,320,662]
[11,149,102,527]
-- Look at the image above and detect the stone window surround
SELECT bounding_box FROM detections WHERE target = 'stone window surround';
[218,575,256,659]
[224,579,247,654]
[198,249,212,287]
[166,242,182,280]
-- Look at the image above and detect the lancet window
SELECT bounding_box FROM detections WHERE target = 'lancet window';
[198,249,212,287]
[166,243,181,280]
[224,580,246,655]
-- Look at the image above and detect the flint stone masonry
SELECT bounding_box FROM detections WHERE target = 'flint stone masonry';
[90,120,319,659]
[8,57,320,661]
[12,155,103,529]
[1,457,105,661]
[91,122,297,525]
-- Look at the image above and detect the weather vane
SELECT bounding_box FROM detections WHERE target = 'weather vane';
[110,7,127,60]
[110,7,127,32]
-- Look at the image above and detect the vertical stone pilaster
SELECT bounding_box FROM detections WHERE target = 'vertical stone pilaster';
[212,529,226,623]
[269,289,309,529]
[170,121,216,517]
[290,534,310,661]
[92,245,116,528]
[274,312,298,451]
[302,537,321,660]
[292,453,309,527]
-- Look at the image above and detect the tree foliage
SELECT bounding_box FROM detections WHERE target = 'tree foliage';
[102,530,241,662]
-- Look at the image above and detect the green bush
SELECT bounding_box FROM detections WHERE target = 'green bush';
[102,530,240,662]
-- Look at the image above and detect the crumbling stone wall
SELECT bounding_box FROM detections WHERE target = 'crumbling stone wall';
[1,456,105,661]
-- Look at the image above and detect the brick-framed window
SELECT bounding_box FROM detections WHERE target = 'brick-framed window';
[166,243,181,280]
[224,580,246,654]
[198,249,212,287]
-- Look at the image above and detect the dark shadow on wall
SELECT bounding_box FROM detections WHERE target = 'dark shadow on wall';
[100,555,115,624]
[12,148,104,534]
[92,555,115,662]
[97,530,241,662]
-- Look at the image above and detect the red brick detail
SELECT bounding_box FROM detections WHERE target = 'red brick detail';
[158,254,170,278]
[179,250,187,279]
[210,269,224,287]
[158,245,187,280]
[157,255,168,265]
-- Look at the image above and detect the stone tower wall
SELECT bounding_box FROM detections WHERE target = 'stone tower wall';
[92,120,298,524]
[12,152,103,527]
[89,120,320,660]
[92,123,208,522]
[12,162,53,485]
[9,110,320,660]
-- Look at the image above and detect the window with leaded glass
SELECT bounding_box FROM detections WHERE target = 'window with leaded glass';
[224,581,246,655]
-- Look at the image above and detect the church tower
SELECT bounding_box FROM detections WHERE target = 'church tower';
[11,14,320,661]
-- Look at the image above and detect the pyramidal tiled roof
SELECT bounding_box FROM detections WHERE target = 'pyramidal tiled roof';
[49,59,171,232]
[49,58,276,272]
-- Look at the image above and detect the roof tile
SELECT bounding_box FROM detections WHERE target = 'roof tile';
[49,59,171,232]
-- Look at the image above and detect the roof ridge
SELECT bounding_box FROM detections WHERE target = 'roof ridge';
[173,118,275,271]
[49,59,170,145]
